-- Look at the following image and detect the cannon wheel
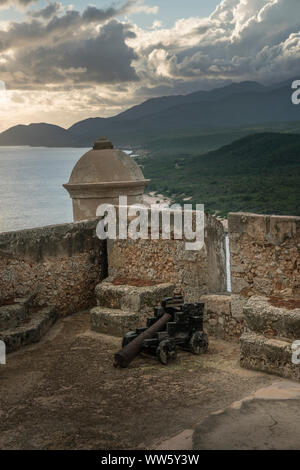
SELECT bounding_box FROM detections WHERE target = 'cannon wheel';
[156,340,177,365]
[122,331,137,348]
[189,331,209,355]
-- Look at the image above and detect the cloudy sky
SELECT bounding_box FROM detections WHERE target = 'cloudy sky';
[0,0,299,132]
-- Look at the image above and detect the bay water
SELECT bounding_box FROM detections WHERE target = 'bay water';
[0,146,89,233]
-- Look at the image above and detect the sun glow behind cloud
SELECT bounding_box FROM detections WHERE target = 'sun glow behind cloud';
[0,0,299,131]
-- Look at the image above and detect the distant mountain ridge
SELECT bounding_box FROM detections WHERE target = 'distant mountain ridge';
[0,123,77,147]
[0,79,299,147]
[114,80,266,121]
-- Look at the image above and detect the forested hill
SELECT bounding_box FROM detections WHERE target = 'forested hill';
[141,132,300,217]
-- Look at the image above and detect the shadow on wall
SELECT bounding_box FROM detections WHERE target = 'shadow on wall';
[0,219,107,315]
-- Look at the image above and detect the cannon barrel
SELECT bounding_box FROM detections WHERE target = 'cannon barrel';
[114,312,172,368]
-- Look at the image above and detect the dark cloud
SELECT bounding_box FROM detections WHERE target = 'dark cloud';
[29,2,62,20]
[0,0,135,9]
[0,0,137,52]
[82,1,136,22]
[0,0,38,6]
[1,21,139,88]
[1,0,300,109]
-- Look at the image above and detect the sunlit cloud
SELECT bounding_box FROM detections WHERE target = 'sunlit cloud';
[0,0,299,132]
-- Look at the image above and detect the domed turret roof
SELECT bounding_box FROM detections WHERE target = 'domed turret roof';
[67,137,145,185]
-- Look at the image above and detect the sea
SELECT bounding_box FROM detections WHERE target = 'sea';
[0,146,90,233]
[0,146,138,233]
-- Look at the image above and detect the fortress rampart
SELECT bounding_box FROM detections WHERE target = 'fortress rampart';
[0,212,299,336]
[0,220,107,315]
[229,212,300,321]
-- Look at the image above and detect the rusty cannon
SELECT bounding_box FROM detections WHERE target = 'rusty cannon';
[114,296,208,368]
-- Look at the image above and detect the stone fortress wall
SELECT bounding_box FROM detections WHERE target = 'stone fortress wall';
[107,211,299,342]
[106,210,239,341]
[229,212,300,321]
[227,212,300,380]
[107,213,227,301]
[0,220,107,315]
[0,211,298,342]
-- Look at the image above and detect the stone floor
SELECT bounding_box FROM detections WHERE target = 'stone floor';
[0,311,296,450]
[193,381,300,450]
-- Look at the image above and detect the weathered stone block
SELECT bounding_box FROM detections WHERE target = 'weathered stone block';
[0,304,26,331]
[95,281,174,314]
[269,216,299,245]
[231,294,247,321]
[231,277,251,295]
[244,296,300,341]
[200,294,242,340]
[240,331,300,381]
[201,294,231,316]
[252,277,273,296]
[90,307,139,337]
[228,212,250,234]
[228,213,300,299]
[0,306,57,353]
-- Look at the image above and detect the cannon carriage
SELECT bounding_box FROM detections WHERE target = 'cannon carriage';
[115,296,208,367]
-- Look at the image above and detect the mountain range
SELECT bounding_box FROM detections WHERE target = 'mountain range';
[0,78,299,147]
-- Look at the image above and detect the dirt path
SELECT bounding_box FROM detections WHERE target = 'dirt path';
[0,312,275,450]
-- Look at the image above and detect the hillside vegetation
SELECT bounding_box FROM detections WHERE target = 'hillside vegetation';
[139,132,300,217]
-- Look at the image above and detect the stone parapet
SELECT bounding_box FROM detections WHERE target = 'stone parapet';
[244,296,300,341]
[107,213,226,302]
[240,331,300,381]
[228,212,300,320]
[0,220,107,315]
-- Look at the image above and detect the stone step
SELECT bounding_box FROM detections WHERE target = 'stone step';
[244,296,300,341]
[95,281,174,313]
[14,293,37,310]
[240,331,300,381]
[90,307,139,337]
[0,293,36,331]
[0,304,27,331]
[0,306,57,353]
